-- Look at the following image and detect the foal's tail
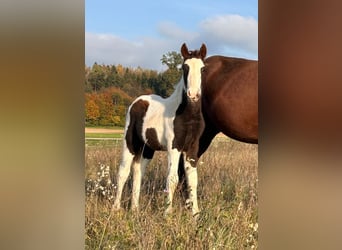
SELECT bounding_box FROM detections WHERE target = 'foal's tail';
[177,153,188,198]
[123,103,144,155]
[123,108,138,155]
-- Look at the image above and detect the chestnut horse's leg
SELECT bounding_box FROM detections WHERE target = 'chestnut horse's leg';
[197,124,219,158]
[177,153,187,197]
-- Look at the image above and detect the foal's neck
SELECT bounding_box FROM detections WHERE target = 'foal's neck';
[166,79,202,116]
[166,78,186,108]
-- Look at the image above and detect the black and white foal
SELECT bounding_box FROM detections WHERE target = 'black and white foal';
[113,43,207,215]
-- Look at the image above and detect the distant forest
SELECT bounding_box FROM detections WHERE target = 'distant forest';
[85,51,182,127]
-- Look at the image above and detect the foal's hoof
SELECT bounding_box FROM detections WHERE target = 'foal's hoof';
[164,207,173,217]
[192,211,200,220]
[112,203,122,212]
[185,199,193,209]
[131,206,140,213]
[185,199,200,218]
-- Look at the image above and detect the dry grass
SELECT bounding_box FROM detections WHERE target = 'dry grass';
[85,137,258,249]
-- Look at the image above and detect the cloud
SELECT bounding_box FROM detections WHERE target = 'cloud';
[85,14,258,70]
[85,32,190,71]
[85,32,171,71]
[157,21,199,41]
[197,14,258,57]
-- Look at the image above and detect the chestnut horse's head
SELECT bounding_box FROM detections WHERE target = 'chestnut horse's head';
[180,43,207,102]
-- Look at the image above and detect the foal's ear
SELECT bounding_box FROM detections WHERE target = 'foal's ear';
[200,43,207,59]
[181,43,190,59]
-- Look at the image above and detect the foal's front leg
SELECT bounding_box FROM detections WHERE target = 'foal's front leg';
[183,154,199,216]
[165,149,181,215]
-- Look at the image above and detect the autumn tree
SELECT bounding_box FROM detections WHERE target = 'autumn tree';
[85,93,100,125]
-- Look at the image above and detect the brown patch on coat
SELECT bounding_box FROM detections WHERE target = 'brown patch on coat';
[125,99,149,157]
[145,128,166,151]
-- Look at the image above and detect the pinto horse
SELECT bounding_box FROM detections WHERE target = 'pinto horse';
[178,55,258,194]
[113,43,207,215]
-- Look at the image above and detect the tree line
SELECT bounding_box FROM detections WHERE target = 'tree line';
[85,51,182,127]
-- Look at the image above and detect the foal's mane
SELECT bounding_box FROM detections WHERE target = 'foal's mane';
[185,50,203,59]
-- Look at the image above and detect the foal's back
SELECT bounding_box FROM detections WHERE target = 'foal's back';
[125,93,178,152]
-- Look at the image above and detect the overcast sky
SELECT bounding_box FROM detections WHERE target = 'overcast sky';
[85,0,258,71]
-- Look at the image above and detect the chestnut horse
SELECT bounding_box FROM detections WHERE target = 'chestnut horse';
[178,55,258,196]
[199,55,258,154]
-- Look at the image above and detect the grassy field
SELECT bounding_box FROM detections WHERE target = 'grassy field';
[85,133,124,139]
[85,137,258,249]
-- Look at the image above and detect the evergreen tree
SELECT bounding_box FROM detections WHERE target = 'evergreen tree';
[88,63,106,91]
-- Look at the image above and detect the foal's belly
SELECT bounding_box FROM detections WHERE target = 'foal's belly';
[142,121,173,151]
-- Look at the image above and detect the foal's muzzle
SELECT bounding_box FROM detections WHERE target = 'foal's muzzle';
[187,89,201,102]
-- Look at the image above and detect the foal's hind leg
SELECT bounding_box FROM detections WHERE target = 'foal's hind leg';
[131,146,155,210]
[113,147,134,210]
[131,157,151,210]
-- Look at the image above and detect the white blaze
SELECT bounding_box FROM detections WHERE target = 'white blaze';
[184,58,204,102]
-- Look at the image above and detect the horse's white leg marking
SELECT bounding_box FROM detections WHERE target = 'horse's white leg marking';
[131,157,150,210]
[113,146,134,210]
[165,149,181,214]
[184,154,199,215]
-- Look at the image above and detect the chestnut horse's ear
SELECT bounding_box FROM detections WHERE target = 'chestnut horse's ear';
[181,43,190,59]
[200,43,207,59]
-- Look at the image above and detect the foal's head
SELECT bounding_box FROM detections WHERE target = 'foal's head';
[181,43,207,102]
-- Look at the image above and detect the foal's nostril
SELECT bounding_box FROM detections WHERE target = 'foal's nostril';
[187,90,194,99]
[187,90,201,102]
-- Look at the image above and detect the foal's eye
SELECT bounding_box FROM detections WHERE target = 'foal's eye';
[182,64,189,71]
[201,67,205,73]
